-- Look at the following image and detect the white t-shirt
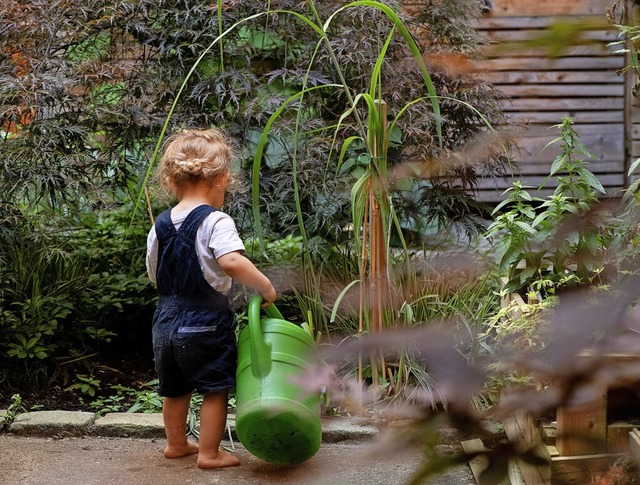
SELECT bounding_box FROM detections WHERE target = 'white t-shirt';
[146,207,245,296]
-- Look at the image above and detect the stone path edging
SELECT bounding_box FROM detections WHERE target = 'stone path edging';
[1,410,379,443]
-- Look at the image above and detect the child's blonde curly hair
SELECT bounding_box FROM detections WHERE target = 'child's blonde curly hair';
[158,128,234,196]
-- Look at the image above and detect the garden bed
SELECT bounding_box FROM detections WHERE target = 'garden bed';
[0,355,156,413]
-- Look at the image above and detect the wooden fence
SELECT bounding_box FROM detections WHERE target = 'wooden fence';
[473,0,635,201]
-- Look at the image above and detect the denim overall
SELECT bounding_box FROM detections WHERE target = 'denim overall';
[152,204,236,397]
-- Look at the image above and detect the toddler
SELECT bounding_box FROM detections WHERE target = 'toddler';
[146,128,276,469]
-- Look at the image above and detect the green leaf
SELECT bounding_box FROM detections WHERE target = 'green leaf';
[584,232,600,255]
[519,265,538,284]
[336,136,362,174]
[330,279,361,322]
[578,169,605,194]
[492,198,512,215]
[628,157,640,176]
[513,221,535,234]
[549,154,566,175]
[531,212,549,228]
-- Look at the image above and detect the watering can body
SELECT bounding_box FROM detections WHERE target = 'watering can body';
[235,295,322,464]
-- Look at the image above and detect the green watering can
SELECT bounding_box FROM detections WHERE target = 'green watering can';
[235,294,322,465]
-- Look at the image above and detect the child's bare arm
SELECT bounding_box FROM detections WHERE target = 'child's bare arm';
[217,251,276,305]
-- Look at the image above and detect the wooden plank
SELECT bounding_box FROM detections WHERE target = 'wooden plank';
[507,111,623,123]
[498,84,624,97]
[629,141,640,158]
[629,429,640,468]
[506,161,624,174]
[518,123,623,136]
[476,57,625,71]
[511,134,625,163]
[542,423,557,447]
[481,29,619,43]
[482,44,620,59]
[480,71,624,84]
[508,460,526,485]
[501,97,625,111]
[476,186,627,202]
[556,390,608,456]
[461,438,510,485]
[479,7,608,25]
[476,173,625,187]
[551,454,622,483]
[503,411,551,485]
[482,0,610,17]
[607,422,635,454]
[476,187,561,202]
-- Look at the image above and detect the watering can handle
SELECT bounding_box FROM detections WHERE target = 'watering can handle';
[247,294,284,378]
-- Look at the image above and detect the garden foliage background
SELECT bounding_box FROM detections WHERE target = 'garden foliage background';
[0,0,509,401]
[5,5,640,480]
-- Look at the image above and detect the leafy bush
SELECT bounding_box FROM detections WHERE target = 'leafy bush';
[0,215,98,388]
[484,117,612,296]
[0,202,156,391]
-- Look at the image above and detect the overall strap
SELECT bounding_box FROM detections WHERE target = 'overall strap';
[154,204,228,308]
[154,208,175,242]
[175,204,217,243]
[155,204,218,243]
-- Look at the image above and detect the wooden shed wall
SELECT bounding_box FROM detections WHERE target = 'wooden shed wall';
[473,0,634,201]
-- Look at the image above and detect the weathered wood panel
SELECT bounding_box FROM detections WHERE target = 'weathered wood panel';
[486,0,609,17]
[476,57,624,71]
[476,15,612,30]
[503,411,552,485]
[498,84,624,97]
[481,71,622,84]
[476,174,625,190]
[551,454,622,483]
[483,44,620,59]
[509,111,623,123]
[474,4,628,201]
[501,97,624,111]
[513,131,625,164]
[482,28,619,43]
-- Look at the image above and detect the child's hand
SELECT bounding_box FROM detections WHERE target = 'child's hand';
[260,286,277,308]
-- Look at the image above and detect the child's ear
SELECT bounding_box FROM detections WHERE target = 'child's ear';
[220,172,230,189]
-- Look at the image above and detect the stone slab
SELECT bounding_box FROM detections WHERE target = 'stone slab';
[91,412,165,438]
[321,416,378,443]
[9,411,95,437]
[2,410,381,444]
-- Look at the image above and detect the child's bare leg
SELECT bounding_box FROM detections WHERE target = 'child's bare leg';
[197,390,240,469]
[163,393,199,458]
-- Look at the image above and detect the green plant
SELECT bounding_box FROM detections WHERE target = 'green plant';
[127,380,163,413]
[187,393,204,439]
[0,218,100,389]
[484,117,610,296]
[67,374,101,397]
[1,394,27,431]
[0,200,156,392]
[90,393,128,416]
[242,1,503,398]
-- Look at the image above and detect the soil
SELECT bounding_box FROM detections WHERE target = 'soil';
[0,353,157,413]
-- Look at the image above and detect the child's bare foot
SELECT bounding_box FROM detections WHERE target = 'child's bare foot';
[164,441,199,459]
[197,449,240,469]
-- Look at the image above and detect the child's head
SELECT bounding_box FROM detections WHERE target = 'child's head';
[158,128,233,198]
